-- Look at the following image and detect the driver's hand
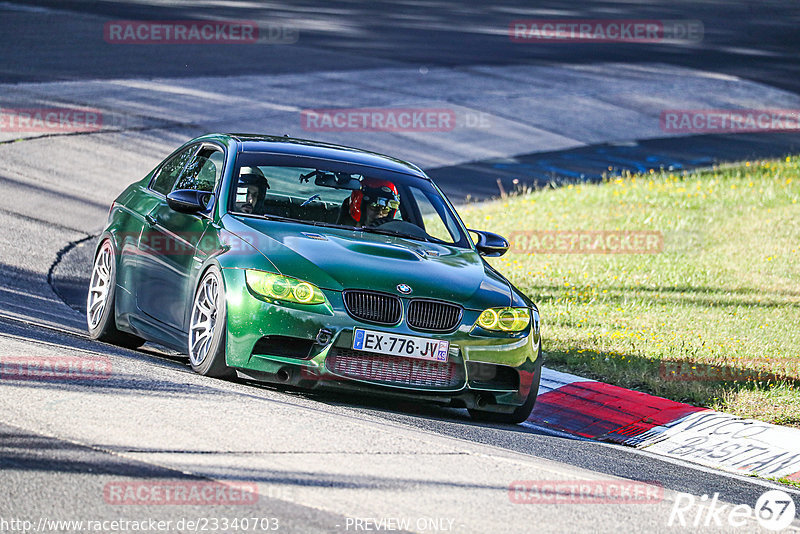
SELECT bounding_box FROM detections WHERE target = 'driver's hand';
[240,203,253,214]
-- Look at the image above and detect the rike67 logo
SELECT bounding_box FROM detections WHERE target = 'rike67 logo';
[669,489,797,531]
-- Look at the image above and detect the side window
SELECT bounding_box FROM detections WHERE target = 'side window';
[150,145,198,195]
[410,187,458,244]
[174,147,224,192]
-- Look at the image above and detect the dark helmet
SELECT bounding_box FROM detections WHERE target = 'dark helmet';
[237,166,269,204]
[349,178,400,223]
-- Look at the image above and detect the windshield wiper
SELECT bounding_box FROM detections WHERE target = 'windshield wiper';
[359,227,428,242]
[234,214,428,242]
[234,212,298,223]
[311,221,356,230]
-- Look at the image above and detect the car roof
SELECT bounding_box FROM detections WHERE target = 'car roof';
[198,133,429,179]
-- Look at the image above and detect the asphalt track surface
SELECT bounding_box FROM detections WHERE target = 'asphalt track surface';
[1,1,800,533]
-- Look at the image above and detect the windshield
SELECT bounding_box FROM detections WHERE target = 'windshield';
[228,154,469,247]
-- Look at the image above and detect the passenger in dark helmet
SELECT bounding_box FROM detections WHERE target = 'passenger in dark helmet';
[235,166,269,214]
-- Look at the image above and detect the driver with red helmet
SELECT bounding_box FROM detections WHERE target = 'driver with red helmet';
[346,178,400,226]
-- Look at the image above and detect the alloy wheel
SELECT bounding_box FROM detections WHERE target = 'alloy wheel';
[87,242,113,330]
[189,272,219,366]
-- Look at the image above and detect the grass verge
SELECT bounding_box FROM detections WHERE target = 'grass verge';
[458,157,800,427]
[769,477,800,489]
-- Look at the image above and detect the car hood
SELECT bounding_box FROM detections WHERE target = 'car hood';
[224,216,512,308]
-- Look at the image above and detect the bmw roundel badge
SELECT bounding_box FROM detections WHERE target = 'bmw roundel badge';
[397,283,412,294]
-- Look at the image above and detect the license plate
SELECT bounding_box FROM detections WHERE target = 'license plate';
[352,328,449,362]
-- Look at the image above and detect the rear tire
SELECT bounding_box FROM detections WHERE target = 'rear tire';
[468,346,542,424]
[188,266,233,378]
[86,239,146,349]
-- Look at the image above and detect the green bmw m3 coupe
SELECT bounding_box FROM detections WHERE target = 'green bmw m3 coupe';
[87,133,542,423]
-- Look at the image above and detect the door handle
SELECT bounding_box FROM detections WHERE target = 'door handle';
[145,214,157,226]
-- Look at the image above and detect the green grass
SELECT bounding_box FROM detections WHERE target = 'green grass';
[458,157,800,427]
[769,476,800,489]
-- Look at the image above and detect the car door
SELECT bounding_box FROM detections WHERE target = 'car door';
[120,143,198,303]
[135,144,225,332]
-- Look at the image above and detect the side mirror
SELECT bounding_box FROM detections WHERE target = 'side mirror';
[167,190,214,214]
[469,229,509,257]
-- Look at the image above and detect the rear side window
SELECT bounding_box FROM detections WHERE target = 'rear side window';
[150,144,198,195]
[174,147,224,192]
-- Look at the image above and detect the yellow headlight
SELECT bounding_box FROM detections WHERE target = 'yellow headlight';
[292,282,315,303]
[474,307,530,332]
[245,271,325,305]
[269,277,291,299]
[477,308,499,329]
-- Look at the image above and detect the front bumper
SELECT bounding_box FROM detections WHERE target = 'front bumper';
[222,268,541,412]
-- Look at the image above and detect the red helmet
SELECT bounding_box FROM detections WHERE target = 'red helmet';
[349,178,400,223]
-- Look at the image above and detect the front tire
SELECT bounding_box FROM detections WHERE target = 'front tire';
[469,346,542,424]
[86,239,145,349]
[188,266,233,378]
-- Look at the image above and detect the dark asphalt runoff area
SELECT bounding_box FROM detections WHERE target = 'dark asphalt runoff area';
[3,0,800,197]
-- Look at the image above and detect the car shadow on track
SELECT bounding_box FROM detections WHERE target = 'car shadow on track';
[239,380,561,436]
